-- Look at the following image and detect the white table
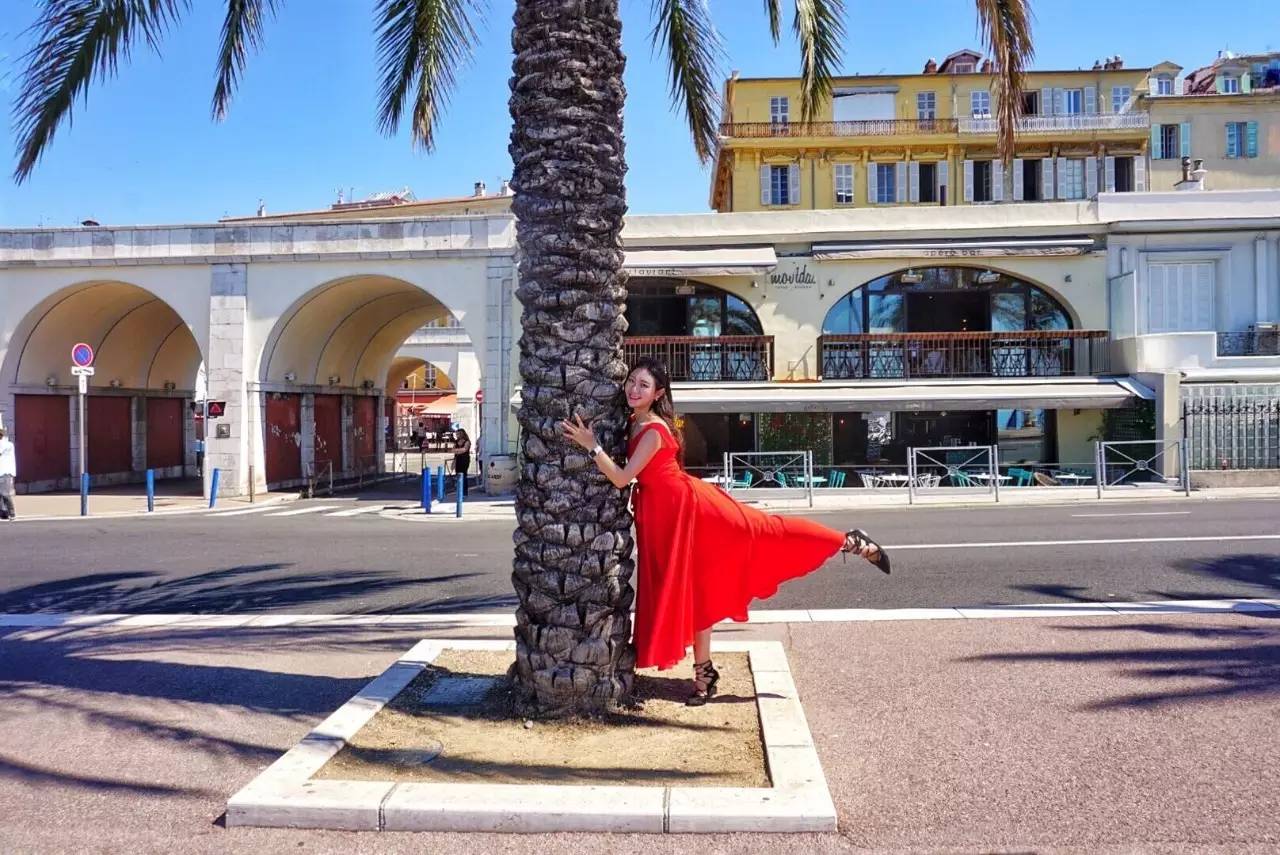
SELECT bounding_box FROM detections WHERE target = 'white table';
[1052,472,1091,485]
[969,473,1012,483]
[794,475,828,487]
[876,473,911,486]
[701,475,733,487]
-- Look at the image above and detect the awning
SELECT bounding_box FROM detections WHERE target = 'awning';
[623,246,777,278]
[812,236,1097,260]
[508,378,1152,413]
[400,393,457,415]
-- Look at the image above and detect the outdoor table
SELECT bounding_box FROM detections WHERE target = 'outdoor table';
[794,475,828,487]
[1052,472,1091,484]
[969,473,1012,483]
[876,473,910,486]
[701,475,734,486]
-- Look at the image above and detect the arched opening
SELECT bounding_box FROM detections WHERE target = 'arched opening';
[256,275,476,488]
[3,281,202,491]
[624,277,769,382]
[385,357,459,451]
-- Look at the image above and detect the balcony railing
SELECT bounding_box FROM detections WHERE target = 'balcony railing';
[1218,330,1280,357]
[818,331,1110,380]
[959,112,1150,134]
[624,336,774,382]
[720,119,958,139]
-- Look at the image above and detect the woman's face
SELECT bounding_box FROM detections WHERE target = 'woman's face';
[624,368,664,411]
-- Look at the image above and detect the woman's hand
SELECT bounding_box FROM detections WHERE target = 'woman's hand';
[559,414,597,451]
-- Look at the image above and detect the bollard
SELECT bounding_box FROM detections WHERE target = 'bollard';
[421,468,432,513]
[146,469,155,513]
[80,472,89,517]
[209,468,221,509]
[436,465,445,502]
[455,473,464,518]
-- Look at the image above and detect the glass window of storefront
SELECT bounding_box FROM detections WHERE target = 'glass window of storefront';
[626,278,764,337]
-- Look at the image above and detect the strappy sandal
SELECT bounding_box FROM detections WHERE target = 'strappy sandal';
[686,659,720,706]
[843,528,891,575]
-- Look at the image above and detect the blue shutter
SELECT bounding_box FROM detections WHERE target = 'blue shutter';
[1226,123,1239,158]
[1180,122,1192,157]
[1150,125,1163,159]
[1246,121,1259,158]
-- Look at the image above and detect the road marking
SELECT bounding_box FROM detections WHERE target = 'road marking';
[1070,511,1192,518]
[264,506,339,517]
[210,504,287,517]
[888,534,1280,550]
[325,506,388,517]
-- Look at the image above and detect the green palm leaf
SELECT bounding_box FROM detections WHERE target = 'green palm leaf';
[793,0,845,123]
[975,0,1034,162]
[650,0,724,163]
[212,0,278,120]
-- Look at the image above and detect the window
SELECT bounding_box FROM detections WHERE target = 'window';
[1113,156,1134,192]
[918,162,938,203]
[875,163,896,204]
[1021,159,1041,201]
[1155,75,1174,96]
[1225,121,1258,158]
[1221,75,1240,94]
[1062,88,1083,115]
[1111,86,1131,112]
[834,163,855,204]
[953,61,976,74]
[769,96,789,125]
[916,91,936,121]
[970,90,991,116]
[1157,123,1182,159]
[1021,90,1040,115]
[1146,261,1214,333]
[1059,158,1085,199]
[971,160,993,202]
[769,164,792,205]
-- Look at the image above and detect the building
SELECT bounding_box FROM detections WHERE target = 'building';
[710,49,1154,213]
[1145,52,1280,192]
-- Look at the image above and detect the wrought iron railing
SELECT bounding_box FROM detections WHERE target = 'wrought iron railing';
[624,335,774,382]
[1217,329,1280,357]
[720,118,958,138]
[818,330,1110,380]
[958,112,1150,134]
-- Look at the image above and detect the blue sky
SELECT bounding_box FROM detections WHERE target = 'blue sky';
[1,0,1274,226]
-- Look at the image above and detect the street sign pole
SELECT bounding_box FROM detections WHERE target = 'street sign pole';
[70,344,96,512]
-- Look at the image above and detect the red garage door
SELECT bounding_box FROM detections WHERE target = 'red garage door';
[265,393,302,484]
[87,396,133,476]
[146,398,185,470]
[353,396,376,467]
[313,394,343,472]
[14,395,70,485]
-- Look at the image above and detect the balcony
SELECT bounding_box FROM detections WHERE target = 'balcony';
[958,112,1150,135]
[1217,329,1280,357]
[720,119,958,139]
[624,336,774,382]
[818,331,1110,380]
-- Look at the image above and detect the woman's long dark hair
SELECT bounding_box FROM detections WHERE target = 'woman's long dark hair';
[620,356,685,467]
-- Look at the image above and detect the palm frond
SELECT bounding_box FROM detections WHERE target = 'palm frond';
[764,0,782,43]
[792,0,845,122]
[374,0,480,151]
[651,0,724,163]
[12,0,187,183]
[975,0,1034,163]
[212,0,278,120]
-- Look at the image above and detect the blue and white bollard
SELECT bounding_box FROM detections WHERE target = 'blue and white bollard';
[146,469,155,513]
[436,465,445,502]
[421,468,432,513]
[209,468,220,509]
[455,473,464,518]
[80,472,89,517]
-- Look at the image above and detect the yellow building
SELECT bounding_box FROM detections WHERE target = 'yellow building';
[711,49,1155,212]
[1145,53,1280,191]
[222,182,513,223]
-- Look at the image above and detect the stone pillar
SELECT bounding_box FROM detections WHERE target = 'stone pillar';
[1137,370,1183,479]
[204,263,252,497]
[183,397,197,477]
[131,396,147,475]
[483,254,516,458]
[300,392,316,479]
[68,394,83,489]
[375,394,387,470]
[340,394,354,476]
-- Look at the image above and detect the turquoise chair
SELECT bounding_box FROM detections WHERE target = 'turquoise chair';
[826,470,847,488]
[951,470,974,487]
[775,472,789,488]
[1007,467,1035,487]
[732,470,754,489]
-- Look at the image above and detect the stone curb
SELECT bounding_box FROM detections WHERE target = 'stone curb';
[12,492,296,523]
[225,639,837,833]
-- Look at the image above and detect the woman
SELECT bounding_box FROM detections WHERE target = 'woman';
[561,357,889,705]
[452,427,472,496]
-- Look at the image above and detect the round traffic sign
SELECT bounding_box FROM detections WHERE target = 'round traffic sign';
[475,390,484,404]
[71,342,95,368]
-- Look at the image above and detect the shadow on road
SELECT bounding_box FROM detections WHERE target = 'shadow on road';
[1010,552,1280,604]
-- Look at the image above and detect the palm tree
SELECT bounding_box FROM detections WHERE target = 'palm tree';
[13,0,1032,716]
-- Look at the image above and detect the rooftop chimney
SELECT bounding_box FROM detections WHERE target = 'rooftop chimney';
[256,199,265,217]
[1175,157,1208,191]
[1093,59,1103,70]
[474,181,487,197]
[923,58,938,74]
[499,179,513,196]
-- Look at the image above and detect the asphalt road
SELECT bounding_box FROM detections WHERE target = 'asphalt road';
[1,494,1278,615]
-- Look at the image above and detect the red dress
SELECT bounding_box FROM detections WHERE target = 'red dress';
[628,420,846,670]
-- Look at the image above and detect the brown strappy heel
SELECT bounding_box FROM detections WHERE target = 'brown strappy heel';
[843,528,891,574]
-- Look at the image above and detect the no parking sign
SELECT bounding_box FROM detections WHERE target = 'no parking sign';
[71,342,95,368]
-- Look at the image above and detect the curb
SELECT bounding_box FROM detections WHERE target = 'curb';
[11,492,297,523]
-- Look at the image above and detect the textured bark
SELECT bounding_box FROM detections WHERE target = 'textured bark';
[508,0,634,716]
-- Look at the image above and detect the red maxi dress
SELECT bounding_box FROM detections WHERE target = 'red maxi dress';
[628,420,846,670]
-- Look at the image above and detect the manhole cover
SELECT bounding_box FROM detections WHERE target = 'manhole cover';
[421,676,499,706]
[379,742,444,766]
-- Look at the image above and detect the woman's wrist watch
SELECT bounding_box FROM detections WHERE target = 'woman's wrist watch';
[590,444,604,458]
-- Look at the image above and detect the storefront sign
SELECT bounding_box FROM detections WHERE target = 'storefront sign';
[815,246,1089,260]
[766,263,820,290]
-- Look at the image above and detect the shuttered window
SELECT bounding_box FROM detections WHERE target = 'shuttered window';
[1146,261,1215,333]
[1226,121,1259,158]
[761,163,800,206]
[834,163,855,204]
[770,96,789,125]
[875,163,897,204]
[1111,86,1132,112]
[970,90,991,117]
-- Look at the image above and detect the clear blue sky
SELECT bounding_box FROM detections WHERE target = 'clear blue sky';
[1,0,1274,226]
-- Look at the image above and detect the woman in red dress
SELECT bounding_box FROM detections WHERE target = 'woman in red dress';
[561,357,890,705]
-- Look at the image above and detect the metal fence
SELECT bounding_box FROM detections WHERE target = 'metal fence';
[907,445,1000,503]
[1183,393,1280,470]
[722,451,815,507]
[1094,440,1189,496]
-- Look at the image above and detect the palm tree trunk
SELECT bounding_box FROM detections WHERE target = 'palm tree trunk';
[508,0,635,716]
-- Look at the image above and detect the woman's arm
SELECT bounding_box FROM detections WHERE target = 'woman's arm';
[560,416,660,489]
[456,439,471,454]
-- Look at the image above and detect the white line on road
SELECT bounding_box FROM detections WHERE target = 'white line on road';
[888,534,1280,550]
[210,504,286,517]
[1070,511,1192,518]
[264,506,339,517]
[325,506,388,517]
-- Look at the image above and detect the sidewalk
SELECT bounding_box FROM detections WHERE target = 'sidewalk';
[11,485,295,520]
[1,605,1276,852]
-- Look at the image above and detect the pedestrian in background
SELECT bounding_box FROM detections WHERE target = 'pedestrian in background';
[0,427,16,522]
[452,427,471,497]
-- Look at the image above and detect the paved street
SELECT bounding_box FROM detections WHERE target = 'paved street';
[2,492,1278,615]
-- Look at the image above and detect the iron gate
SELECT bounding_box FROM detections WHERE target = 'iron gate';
[907,445,1000,504]
[1183,394,1280,471]
[724,451,815,507]
[1094,440,1189,496]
